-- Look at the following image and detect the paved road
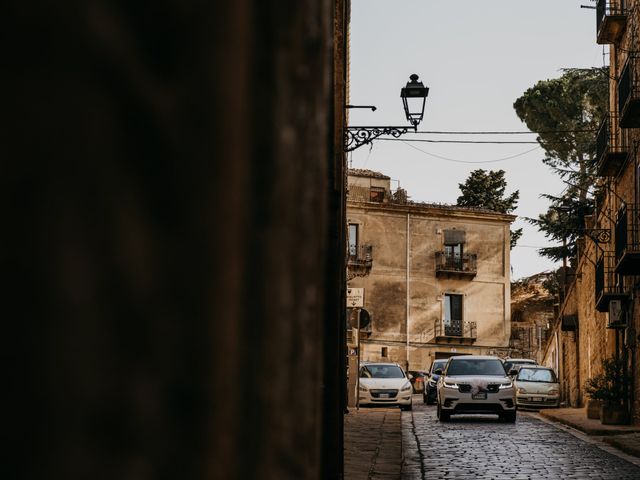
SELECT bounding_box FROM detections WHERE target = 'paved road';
[402,397,640,480]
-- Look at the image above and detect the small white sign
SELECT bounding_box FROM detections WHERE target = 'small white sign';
[450,347,457,353]
[347,287,364,307]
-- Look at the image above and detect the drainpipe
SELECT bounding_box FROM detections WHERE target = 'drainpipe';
[406,213,410,371]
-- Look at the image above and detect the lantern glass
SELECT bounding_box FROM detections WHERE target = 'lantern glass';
[400,74,428,127]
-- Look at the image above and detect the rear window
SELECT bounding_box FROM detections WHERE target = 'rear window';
[360,365,405,379]
[517,368,557,383]
[504,360,536,372]
[446,359,506,376]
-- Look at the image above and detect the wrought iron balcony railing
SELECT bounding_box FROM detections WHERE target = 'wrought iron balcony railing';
[595,251,629,312]
[433,319,477,343]
[348,244,373,268]
[619,56,640,128]
[597,0,627,44]
[435,252,477,277]
[596,113,629,176]
[614,204,640,274]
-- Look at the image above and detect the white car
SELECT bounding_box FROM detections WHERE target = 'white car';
[514,366,560,409]
[358,362,413,410]
[436,355,517,422]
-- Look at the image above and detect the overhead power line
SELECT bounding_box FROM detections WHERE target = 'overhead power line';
[381,138,541,144]
[413,129,597,135]
[400,141,541,164]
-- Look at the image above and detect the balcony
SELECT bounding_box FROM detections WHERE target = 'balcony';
[595,252,629,312]
[618,57,640,127]
[596,0,627,44]
[435,252,477,278]
[615,204,640,274]
[430,319,477,345]
[348,244,373,268]
[596,114,628,177]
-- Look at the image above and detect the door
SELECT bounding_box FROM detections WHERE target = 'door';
[444,294,463,336]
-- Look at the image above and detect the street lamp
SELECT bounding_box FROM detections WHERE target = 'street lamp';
[345,74,429,152]
[401,74,429,127]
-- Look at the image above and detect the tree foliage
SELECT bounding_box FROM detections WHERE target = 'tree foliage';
[456,169,522,248]
[513,67,609,262]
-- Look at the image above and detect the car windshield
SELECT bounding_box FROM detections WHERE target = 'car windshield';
[517,368,557,383]
[432,361,447,373]
[360,365,405,379]
[446,359,506,376]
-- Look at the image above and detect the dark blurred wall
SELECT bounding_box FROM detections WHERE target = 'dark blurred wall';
[4,1,345,479]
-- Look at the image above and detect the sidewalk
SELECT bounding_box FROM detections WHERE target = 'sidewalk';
[344,408,403,480]
[539,407,640,457]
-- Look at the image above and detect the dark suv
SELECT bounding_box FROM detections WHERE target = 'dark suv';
[423,359,448,404]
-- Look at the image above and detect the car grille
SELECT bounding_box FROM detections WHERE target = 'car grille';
[487,384,500,393]
[370,389,398,398]
[458,384,471,393]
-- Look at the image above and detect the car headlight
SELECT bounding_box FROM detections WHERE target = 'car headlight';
[401,381,412,391]
[359,385,368,392]
[499,381,513,390]
[443,380,458,389]
[517,387,527,394]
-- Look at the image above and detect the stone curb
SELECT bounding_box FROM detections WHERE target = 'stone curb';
[539,408,640,436]
[603,434,640,458]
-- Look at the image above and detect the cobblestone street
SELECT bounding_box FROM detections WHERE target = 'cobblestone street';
[402,399,640,480]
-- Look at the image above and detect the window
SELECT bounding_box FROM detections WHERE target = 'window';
[360,364,404,379]
[348,224,358,256]
[447,358,506,376]
[370,187,385,202]
[443,230,465,269]
[444,294,463,336]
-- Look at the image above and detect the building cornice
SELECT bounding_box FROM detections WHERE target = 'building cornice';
[346,199,517,223]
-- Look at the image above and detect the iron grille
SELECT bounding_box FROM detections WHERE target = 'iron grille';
[435,252,477,274]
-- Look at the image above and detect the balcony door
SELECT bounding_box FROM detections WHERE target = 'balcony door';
[348,223,358,257]
[444,293,463,336]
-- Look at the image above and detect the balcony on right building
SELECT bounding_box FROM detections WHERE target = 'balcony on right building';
[597,0,628,44]
[614,203,640,274]
[619,56,640,127]
[595,251,629,312]
[596,113,629,176]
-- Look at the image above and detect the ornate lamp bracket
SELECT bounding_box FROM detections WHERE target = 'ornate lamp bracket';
[345,125,414,152]
[584,228,611,244]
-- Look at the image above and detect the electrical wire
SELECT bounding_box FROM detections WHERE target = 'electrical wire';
[412,129,597,135]
[399,141,541,164]
[381,138,541,144]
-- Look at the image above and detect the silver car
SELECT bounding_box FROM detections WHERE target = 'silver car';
[436,355,517,422]
[514,366,560,409]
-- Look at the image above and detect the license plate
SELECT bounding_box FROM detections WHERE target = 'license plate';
[533,397,543,402]
[472,392,487,400]
[379,393,389,398]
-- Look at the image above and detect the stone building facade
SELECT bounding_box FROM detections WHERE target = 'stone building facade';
[346,169,515,372]
[509,273,556,364]
[542,1,640,423]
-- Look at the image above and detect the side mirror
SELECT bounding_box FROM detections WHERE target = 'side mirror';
[434,369,443,375]
[509,369,518,377]
[407,373,414,380]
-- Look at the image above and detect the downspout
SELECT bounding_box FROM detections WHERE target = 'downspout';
[406,213,410,371]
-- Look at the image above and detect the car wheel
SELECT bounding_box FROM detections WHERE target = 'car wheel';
[500,411,517,423]
[437,403,450,422]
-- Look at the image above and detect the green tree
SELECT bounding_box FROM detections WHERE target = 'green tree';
[513,67,609,262]
[456,169,522,248]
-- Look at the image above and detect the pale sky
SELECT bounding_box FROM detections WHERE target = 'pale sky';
[349,0,604,279]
